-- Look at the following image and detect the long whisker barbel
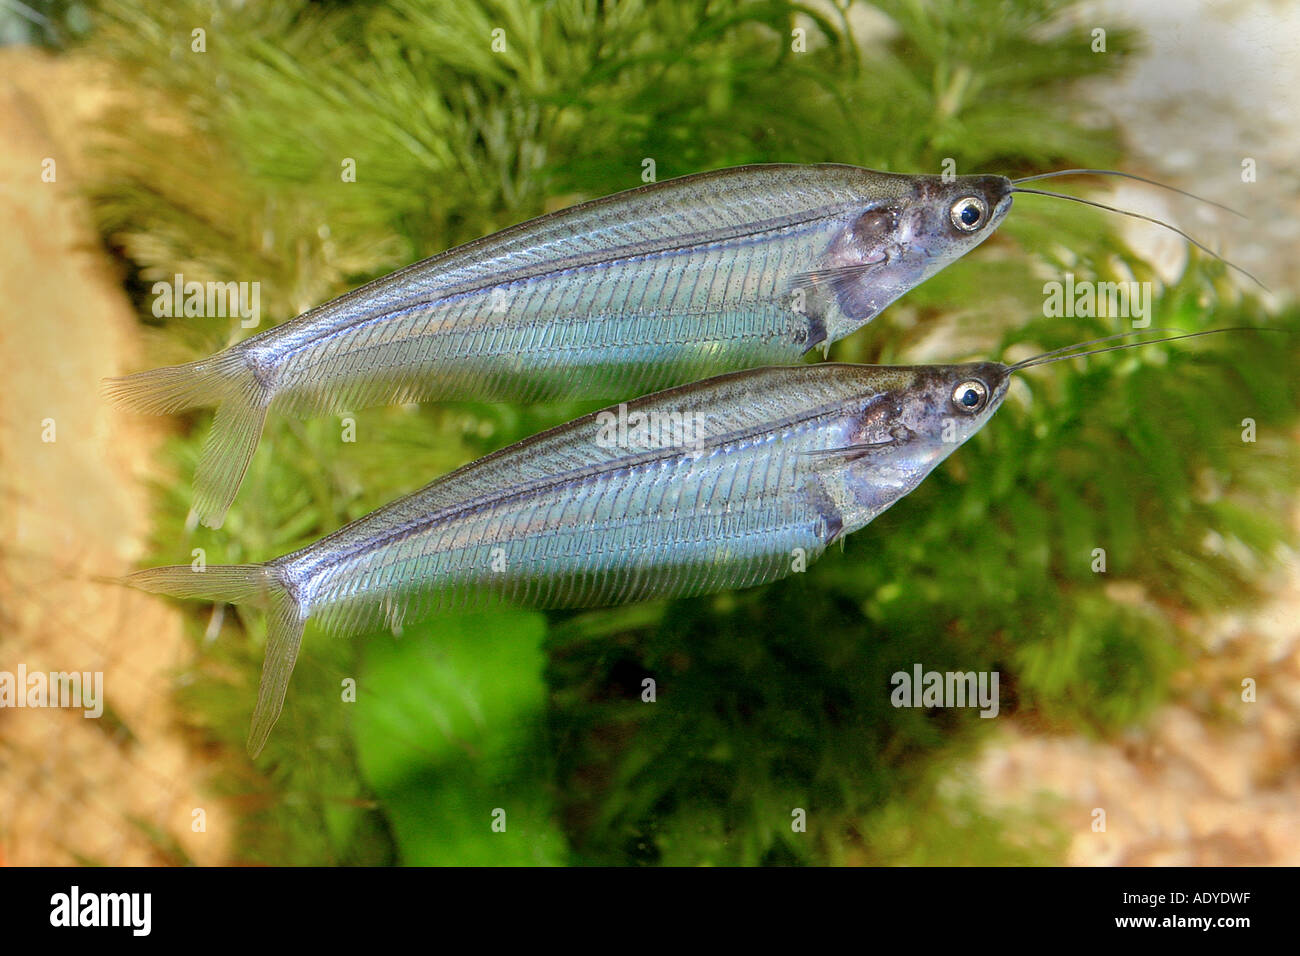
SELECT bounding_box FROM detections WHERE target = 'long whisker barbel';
[1008,326,1278,372]
[1011,168,1246,218]
[1003,328,1193,370]
[1011,186,1268,292]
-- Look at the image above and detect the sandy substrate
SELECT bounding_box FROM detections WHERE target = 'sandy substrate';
[0,49,230,866]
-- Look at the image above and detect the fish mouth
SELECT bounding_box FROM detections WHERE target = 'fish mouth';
[991,191,1014,225]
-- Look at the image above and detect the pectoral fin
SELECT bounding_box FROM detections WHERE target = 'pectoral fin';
[798,425,918,465]
[790,256,888,330]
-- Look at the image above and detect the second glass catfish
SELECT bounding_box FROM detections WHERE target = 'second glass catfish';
[107,163,1013,527]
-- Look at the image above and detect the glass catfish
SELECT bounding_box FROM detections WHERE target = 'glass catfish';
[128,354,1016,755]
[106,163,1014,527]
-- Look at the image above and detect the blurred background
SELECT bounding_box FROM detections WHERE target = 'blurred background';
[1,0,1297,866]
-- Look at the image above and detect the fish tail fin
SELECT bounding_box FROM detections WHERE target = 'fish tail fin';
[104,350,271,530]
[246,592,307,758]
[192,375,271,531]
[123,562,306,757]
[123,562,272,603]
[103,354,233,416]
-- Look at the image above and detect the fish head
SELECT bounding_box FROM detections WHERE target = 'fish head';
[830,361,1011,526]
[810,173,1013,345]
[902,173,1015,271]
[898,360,1012,447]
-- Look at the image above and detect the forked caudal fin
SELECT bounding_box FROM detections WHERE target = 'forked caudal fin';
[103,350,271,529]
[124,563,306,757]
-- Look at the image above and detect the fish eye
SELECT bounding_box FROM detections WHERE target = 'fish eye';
[950,196,988,233]
[952,379,989,413]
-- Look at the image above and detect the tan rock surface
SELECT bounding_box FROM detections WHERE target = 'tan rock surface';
[0,49,230,866]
